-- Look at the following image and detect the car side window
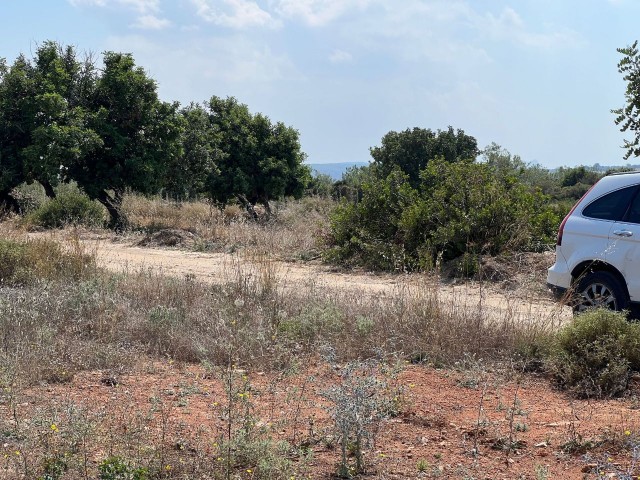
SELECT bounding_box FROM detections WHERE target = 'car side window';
[582,185,638,221]
[625,190,640,224]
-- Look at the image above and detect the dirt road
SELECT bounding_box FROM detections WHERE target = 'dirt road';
[69,232,571,324]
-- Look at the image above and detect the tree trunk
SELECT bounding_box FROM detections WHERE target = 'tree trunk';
[41,180,56,199]
[97,190,128,232]
[259,195,272,217]
[236,194,258,221]
[0,190,21,214]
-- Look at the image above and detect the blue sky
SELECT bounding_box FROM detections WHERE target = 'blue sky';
[2,0,639,168]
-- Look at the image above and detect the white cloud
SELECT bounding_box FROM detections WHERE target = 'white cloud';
[273,0,373,26]
[69,0,164,31]
[68,0,108,6]
[120,0,160,13]
[191,0,280,29]
[104,34,299,98]
[481,7,584,49]
[339,0,583,71]
[329,49,352,63]
[68,0,159,12]
[131,14,171,29]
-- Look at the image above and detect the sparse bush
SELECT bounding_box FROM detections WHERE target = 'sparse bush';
[0,238,94,286]
[547,309,640,398]
[322,361,396,477]
[13,182,48,214]
[278,303,345,347]
[28,190,105,229]
[98,457,148,480]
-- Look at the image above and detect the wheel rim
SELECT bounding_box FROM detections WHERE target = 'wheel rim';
[577,282,618,312]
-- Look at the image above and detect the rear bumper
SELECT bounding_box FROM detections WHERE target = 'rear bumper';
[547,282,568,300]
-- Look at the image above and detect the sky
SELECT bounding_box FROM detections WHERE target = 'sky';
[1,0,639,168]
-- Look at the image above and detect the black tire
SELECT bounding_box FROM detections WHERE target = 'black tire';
[573,271,628,314]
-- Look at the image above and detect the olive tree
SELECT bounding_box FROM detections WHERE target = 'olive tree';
[206,96,310,217]
[69,52,183,230]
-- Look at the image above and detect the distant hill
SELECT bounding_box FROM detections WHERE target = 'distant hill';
[308,162,369,180]
[588,163,640,172]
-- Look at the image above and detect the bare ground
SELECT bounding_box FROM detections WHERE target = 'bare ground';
[8,228,628,479]
[34,228,572,324]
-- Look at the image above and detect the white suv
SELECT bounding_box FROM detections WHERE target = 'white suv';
[547,170,640,314]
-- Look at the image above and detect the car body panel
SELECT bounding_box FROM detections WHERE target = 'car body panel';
[547,171,640,306]
[605,220,640,301]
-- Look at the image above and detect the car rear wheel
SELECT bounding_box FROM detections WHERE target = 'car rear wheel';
[573,271,628,314]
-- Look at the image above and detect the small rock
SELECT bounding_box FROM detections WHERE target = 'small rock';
[101,376,118,387]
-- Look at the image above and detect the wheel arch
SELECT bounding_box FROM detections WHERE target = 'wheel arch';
[570,261,630,299]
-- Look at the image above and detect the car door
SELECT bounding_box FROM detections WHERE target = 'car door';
[606,186,640,302]
[571,184,638,269]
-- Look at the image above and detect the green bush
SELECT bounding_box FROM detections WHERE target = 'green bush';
[327,159,560,271]
[278,303,345,346]
[28,190,105,229]
[98,457,148,480]
[547,309,640,398]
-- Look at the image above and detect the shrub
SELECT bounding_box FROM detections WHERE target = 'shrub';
[98,457,148,480]
[28,190,105,229]
[322,361,396,476]
[278,303,345,347]
[547,309,640,398]
[0,238,95,285]
[328,159,560,271]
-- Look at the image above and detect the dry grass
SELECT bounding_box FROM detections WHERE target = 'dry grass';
[0,208,570,479]
[0,237,558,390]
[121,194,333,261]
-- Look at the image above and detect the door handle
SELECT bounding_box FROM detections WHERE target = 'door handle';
[613,230,633,237]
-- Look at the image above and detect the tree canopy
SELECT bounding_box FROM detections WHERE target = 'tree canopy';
[1,42,311,228]
[329,134,559,271]
[70,51,183,229]
[613,40,640,160]
[205,96,310,216]
[370,126,479,187]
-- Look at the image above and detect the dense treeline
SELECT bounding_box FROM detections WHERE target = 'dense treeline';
[0,41,310,229]
[3,40,639,271]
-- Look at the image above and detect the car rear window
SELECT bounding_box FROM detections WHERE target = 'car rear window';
[582,185,639,221]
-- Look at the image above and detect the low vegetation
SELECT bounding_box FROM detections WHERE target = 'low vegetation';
[2,198,640,477]
[548,309,640,398]
[1,38,640,478]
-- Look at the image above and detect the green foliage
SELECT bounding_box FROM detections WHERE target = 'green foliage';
[328,155,560,271]
[307,172,334,197]
[613,40,640,160]
[74,52,183,230]
[0,42,182,230]
[278,303,345,346]
[370,126,478,187]
[328,169,419,270]
[332,164,375,202]
[39,455,67,480]
[206,96,311,214]
[548,309,640,398]
[0,41,101,209]
[164,103,221,200]
[98,457,148,480]
[417,158,556,258]
[215,433,298,479]
[28,190,105,228]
